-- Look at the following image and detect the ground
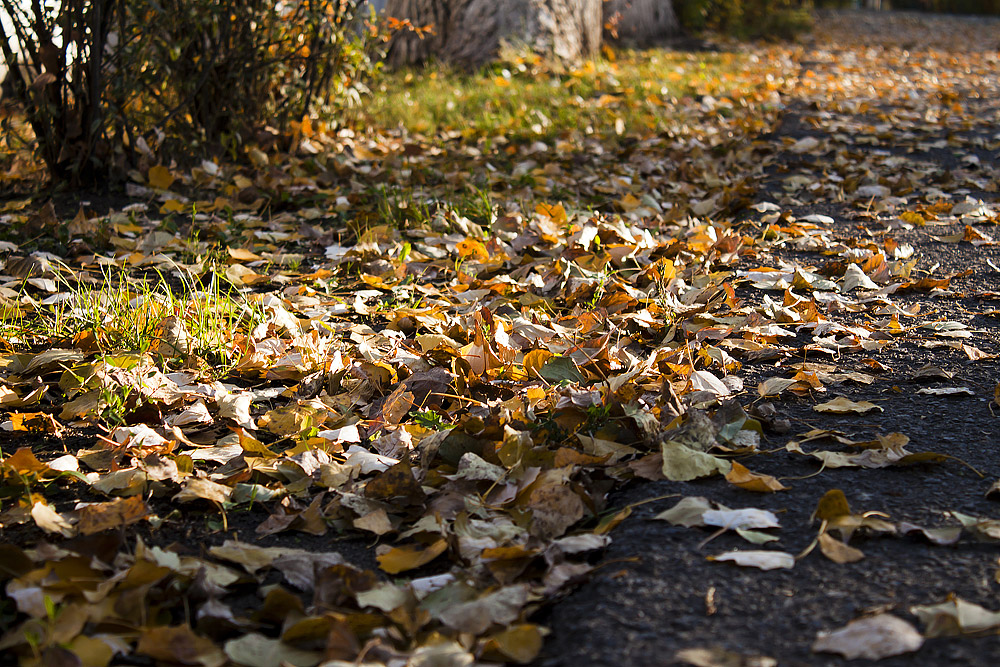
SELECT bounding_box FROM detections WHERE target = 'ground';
[1,9,999,667]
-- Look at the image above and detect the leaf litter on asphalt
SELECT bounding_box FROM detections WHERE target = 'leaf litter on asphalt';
[2,9,1000,666]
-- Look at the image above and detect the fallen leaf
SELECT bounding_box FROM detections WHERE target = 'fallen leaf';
[813,397,883,414]
[377,538,448,574]
[661,442,731,481]
[77,496,150,535]
[223,632,320,667]
[136,625,224,666]
[708,550,795,570]
[818,533,865,563]
[725,461,787,492]
[147,165,176,190]
[488,624,546,664]
[813,614,923,659]
[30,500,75,537]
[911,595,1000,637]
[675,647,777,667]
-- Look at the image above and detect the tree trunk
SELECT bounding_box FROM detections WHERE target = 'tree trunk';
[604,0,680,45]
[385,0,602,68]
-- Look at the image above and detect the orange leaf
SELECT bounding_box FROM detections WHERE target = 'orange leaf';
[3,447,48,475]
[725,461,787,493]
[9,412,61,435]
[377,538,448,574]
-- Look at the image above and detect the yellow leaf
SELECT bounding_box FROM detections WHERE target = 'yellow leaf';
[535,202,567,224]
[489,624,545,663]
[619,193,641,212]
[160,199,188,214]
[69,635,114,667]
[147,165,176,190]
[523,349,553,378]
[813,489,851,522]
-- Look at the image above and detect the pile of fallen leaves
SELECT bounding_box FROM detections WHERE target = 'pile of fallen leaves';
[1,9,1000,667]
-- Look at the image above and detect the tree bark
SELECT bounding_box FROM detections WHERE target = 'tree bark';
[604,0,680,45]
[385,0,602,68]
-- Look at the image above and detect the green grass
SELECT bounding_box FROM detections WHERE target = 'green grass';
[0,261,265,375]
[356,48,749,142]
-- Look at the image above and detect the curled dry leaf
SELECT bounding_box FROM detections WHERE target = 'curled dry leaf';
[675,647,777,667]
[813,397,883,414]
[708,550,795,571]
[813,614,923,660]
[911,596,1000,637]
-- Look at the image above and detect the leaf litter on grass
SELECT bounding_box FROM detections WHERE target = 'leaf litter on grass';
[2,10,1000,666]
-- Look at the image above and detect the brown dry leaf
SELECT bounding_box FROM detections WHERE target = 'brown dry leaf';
[655,496,714,527]
[818,533,865,564]
[898,522,962,546]
[525,478,587,540]
[69,635,115,667]
[353,509,394,535]
[523,349,554,378]
[437,584,529,634]
[757,377,798,397]
[136,625,224,666]
[364,460,425,504]
[661,442,731,482]
[223,632,321,667]
[227,246,263,262]
[259,401,328,437]
[77,496,150,535]
[173,478,233,504]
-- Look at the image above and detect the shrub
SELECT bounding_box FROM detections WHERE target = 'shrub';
[0,0,122,184]
[0,0,384,185]
[675,0,814,40]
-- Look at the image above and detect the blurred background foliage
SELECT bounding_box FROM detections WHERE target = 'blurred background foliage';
[0,0,385,184]
[0,0,997,187]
